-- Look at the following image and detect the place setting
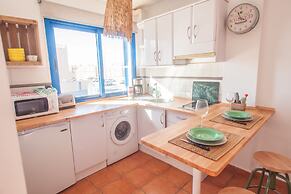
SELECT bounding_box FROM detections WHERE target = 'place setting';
[210,93,264,130]
[169,99,244,161]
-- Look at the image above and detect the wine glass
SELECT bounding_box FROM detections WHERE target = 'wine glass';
[226,92,235,109]
[195,99,209,127]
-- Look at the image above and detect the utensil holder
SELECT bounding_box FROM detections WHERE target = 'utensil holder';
[231,103,246,111]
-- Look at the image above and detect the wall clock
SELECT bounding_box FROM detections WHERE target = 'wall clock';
[227,3,260,34]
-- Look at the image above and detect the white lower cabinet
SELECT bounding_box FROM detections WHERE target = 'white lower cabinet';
[70,113,107,180]
[19,122,76,194]
[137,106,165,141]
[166,110,193,127]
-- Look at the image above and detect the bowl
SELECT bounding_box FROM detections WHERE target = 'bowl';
[26,55,38,62]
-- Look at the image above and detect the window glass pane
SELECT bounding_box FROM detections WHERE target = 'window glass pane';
[54,27,100,98]
[101,35,126,94]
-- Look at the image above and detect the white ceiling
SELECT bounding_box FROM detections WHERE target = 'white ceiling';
[44,0,161,15]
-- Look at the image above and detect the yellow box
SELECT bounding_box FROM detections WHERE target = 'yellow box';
[8,48,25,62]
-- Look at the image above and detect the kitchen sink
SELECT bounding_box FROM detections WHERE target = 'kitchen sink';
[132,96,173,103]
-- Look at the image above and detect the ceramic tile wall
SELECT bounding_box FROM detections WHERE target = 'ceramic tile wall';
[137,63,223,100]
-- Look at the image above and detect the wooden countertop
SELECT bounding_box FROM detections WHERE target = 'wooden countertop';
[16,96,193,132]
[140,103,275,177]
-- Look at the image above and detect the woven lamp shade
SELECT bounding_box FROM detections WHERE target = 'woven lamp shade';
[103,0,133,41]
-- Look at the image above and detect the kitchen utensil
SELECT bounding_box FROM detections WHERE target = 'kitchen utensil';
[234,92,240,103]
[180,138,210,151]
[186,133,228,146]
[188,127,224,142]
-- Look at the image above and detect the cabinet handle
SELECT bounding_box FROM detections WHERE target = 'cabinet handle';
[158,50,161,62]
[187,26,192,41]
[160,113,164,126]
[176,116,187,120]
[60,129,68,132]
[193,25,199,39]
[154,51,157,62]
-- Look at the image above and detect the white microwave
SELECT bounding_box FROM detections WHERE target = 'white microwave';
[12,87,59,120]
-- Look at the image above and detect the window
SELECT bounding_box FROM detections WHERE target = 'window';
[44,19,136,102]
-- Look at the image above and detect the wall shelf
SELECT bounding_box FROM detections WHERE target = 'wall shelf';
[0,15,42,66]
[6,61,41,66]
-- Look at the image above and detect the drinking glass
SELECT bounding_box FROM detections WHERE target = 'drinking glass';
[195,99,209,127]
[226,92,234,109]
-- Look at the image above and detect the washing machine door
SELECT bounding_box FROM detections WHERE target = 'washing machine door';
[110,117,134,145]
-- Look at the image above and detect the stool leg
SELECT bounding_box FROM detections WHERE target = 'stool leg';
[265,172,272,194]
[257,169,266,194]
[269,172,277,190]
[245,168,264,190]
[277,173,291,194]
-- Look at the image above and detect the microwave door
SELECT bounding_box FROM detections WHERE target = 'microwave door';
[14,98,49,117]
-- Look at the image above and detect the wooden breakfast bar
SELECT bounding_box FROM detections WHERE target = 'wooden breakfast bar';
[141,103,275,194]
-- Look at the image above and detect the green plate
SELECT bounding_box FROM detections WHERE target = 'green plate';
[224,110,252,119]
[188,127,224,142]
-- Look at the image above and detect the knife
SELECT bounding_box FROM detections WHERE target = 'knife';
[180,138,210,151]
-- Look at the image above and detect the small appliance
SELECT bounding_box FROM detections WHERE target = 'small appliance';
[11,86,59,120]
[133,78,143,96]
[58,94,76,110]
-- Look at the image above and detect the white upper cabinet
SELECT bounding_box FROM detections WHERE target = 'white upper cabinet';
[173,0,226,61]
[140,0,226,64]
[157,13,173,65]
[142,13,173,66]
[193,0,215,44]
[173,7,193,57]
[144,19,157,66]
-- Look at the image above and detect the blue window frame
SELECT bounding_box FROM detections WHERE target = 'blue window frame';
[44,18,136,102]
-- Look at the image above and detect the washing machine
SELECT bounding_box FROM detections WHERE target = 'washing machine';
[105,107,138,165]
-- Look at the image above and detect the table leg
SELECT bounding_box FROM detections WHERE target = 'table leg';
[192,168,202,194]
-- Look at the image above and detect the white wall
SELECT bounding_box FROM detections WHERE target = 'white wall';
[0,36,27,194]
[0,0,51,85]
[256,0,291,160]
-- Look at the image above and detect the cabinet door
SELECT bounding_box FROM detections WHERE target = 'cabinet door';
[19,123,75,194]
[166,110,192,127]
[193,0,215,44]
[173,6,193,57]
[144,19,157,66]
[70,113,106,174]
[157,13,173,65]
[137,107,165,140]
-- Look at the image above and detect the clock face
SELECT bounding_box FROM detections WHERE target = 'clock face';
[227,3,260,34]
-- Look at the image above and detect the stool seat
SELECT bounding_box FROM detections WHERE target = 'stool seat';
[219,187,255,194]
[254,151,291,173]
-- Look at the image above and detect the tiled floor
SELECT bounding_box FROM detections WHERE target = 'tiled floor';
[61,151,288,194]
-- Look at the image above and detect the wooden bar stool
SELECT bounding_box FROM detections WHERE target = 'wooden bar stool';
[219,187,255,194]
[245,151,291,194]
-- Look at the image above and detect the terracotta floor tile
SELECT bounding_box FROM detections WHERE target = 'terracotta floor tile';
[131,151,154,163]
[87,167,121,188]
[176,189,190,194]
[110,153,145,174]
[123,167,156,187]
[132,189,146,194]
[142,176,180,194]
[161,167,192,188]
[201,181,222,194]
[183,180,192,193]
[204,165,235,187]
[101,179,136,194]
[143,157,170,175]
[74,179,98,194]
[60,186,79,194]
